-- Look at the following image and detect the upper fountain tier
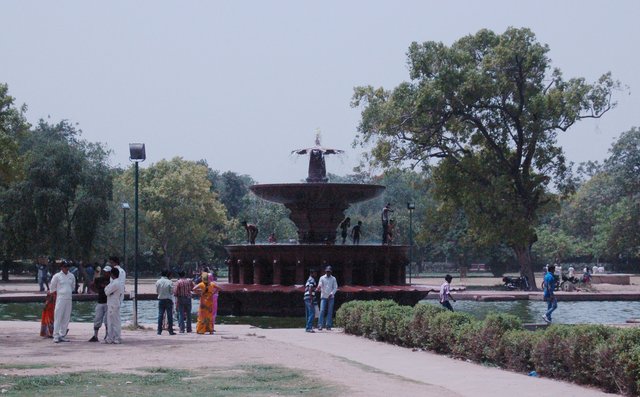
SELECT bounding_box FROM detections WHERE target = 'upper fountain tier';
[249,134,384,244]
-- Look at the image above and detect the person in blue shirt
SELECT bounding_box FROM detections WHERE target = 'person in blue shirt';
[542,265,558,323]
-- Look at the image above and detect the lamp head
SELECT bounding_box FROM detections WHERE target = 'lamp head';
[129,143,146,161]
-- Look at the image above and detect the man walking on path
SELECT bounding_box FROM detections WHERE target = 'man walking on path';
[174,271,194,333]
[50,261,75,343]
[439,274,456,311]
[104,267,123,344]
[303,268,318,333]
[89,266,111,342]
[156,270,175,335]
[542,264,558,323]
[317,265,338,331]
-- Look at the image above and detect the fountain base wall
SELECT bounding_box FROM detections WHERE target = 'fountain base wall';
[225,244,409,286]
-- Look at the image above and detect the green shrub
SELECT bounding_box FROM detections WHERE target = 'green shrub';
[562,325,615,385]
[455,312,522,363]
[501,329,542,372]
[408,304,445,348]
[429,311,475,354]
[531,325,573,379]
[594,327,640,395]
[336,300,366,335]
[375,303,414,345]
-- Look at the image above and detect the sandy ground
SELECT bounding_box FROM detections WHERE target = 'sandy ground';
[0,321,617,397]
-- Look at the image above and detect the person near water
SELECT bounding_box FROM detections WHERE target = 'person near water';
[109,256,126,303]
[174,271,194,333]
[316,265,338,331]
[351,221,362,245]
[104,267,123,344]
[156,270,175,335]
[439,274,456,311]
[303,268,318,332]
[193,272,221,334]
[40,291,56,337]
[381,203,393,244]
[50,261,75,343]
[542,264,558,323]
[89,266,112,342]
[339,217,351,245]
[241,221,259,245]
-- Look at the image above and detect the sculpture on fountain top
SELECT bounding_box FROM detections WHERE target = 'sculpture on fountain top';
[292,132,344,183]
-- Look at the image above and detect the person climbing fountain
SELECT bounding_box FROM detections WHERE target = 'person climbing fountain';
[339,217,351,245]
[241,221,258,245]
[381,203,393,244]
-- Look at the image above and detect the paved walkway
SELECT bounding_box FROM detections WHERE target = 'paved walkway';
[257,327,614,397]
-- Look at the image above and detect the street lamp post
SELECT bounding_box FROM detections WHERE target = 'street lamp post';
[129,143,146,328]
[122,202,130,265]
[407,202,415,285]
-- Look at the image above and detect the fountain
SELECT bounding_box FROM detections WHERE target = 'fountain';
[219,135,429,316]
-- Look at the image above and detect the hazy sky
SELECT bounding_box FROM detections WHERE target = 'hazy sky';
[2,1,639,183]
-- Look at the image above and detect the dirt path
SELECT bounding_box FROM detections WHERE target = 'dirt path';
[0,321,615,396]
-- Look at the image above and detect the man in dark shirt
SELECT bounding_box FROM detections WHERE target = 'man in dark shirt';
[88,266,111,342]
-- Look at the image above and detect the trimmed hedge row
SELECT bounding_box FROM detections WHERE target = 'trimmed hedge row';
[335,300,640,395]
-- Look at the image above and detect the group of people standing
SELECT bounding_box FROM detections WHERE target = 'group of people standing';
[155,268,222,335]
[40,256,125,344]
[303,265,338,332]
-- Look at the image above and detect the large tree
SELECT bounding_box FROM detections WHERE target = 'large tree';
[124,157,228,269]
[1,120,112,260]
[352,27,618,288]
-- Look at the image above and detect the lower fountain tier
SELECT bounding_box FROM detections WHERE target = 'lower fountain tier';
[224,244,409,286]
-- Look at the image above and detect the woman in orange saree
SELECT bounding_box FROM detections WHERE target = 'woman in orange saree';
[193,273,221,334]
[40,291,56,337]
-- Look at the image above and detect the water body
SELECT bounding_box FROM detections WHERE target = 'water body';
[0,299,304,329]
[420,300,640,324]
[1,299,638,327]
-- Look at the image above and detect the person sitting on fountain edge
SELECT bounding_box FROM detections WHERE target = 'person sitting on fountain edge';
[241,221,259,245]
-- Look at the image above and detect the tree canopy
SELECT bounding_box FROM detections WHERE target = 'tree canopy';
[352,27,619,287]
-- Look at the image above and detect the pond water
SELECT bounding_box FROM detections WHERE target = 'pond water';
[420,300,640,324]
[1,299,638,327]
[0,299,304,329]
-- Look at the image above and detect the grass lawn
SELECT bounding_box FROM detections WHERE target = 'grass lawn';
[0,365,340,396]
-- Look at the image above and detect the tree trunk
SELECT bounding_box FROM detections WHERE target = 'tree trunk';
[514,245,537,290]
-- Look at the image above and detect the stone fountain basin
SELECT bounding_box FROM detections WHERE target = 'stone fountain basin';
[250,183,385,205]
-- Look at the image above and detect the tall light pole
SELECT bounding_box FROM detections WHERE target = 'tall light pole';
[129,143,146,328]
[122,202,130,265]
[407,202,415,285]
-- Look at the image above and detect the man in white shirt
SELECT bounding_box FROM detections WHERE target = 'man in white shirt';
[316,265,338,331]
[439,274,456,311]
[108,256,126,303]
[50,261,75,343]
[104,267,124,344]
